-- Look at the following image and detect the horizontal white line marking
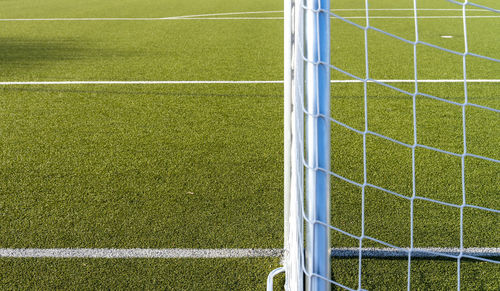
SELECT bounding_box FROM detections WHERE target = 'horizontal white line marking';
[0,7,497,22]
[333,8,488,11]
[176,17,284,20]
[0,11,284,21]
[0,81,283,85]
[332,79,500,83]
[0,248,283,258]
[0,8,493,21]
[0,80,498,85]
[332,247,500,258]
[172,10,282,18]
[1,15,497,21]
[0,8,497,22]
[178,15,499,20]
[166,16,500,20]
[176,9,490,17]
[335,15,499,19]
[0,18,168,21]
[1,248,498,259]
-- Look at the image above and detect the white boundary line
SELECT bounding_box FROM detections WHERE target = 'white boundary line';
[1,248,498,259]
[0,9,497,22]
[332,8,489,11]
[0,11,283,21]
[0,81,281,85]
[335,15,499,19]
[176,9,491,17]
[175,17,284,20]
[172,10,283,18]
[0,18,169,21]
[0,80,498,85]
[332,248,500,258]
[0,248,283,258]
[0,16,498,21]
[171,16,500,20]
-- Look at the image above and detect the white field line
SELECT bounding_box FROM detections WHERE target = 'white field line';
[176,17,284,20]
[335,15,499,19]
[332,8,488,11]
[185,15,500,20]
[0,11,283,21]
[337,15,499,19]
[0,17,284,21]
[0,9,497,21]
[0,248,282,258]
[1,15,498,21]
[0,80,499,86]
[171,10,283,18]
[334,79,500,83]
[0,18,169,21]
[1,248,498,259]
[332,247,500,258]
[0,81,281,85]
[164,16,500,20]
[174,9,491,18]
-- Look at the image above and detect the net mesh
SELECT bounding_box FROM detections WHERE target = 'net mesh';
[290,0,499,289]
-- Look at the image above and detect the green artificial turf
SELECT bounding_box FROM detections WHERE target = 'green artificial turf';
[0,0,283,19]
[331,257,500,290]
[0,257,282,290]
[0,20,283,81]
[0,84,284,249]
[0,0,498,289]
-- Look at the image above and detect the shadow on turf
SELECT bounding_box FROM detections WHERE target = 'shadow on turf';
[329,257,499,290]
[0,37,91,66]
[331,256,500,262]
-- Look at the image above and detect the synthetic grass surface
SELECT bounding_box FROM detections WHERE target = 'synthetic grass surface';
[0,20,283,81]
[0,257,281,290]
[331,257,500,290]
[0,0,282,19]
[0,84,283,248]
[0,0,498,289]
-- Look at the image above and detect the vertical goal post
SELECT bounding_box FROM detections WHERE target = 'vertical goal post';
[304,0,331,289]
[282,0,332,290]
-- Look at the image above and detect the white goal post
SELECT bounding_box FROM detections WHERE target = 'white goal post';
[283,0,331,290]
[269,0,500,290]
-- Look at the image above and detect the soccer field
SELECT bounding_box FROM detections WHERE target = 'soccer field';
[0,0,498,290]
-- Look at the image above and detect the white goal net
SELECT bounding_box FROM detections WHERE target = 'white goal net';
[271,0,500,290]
